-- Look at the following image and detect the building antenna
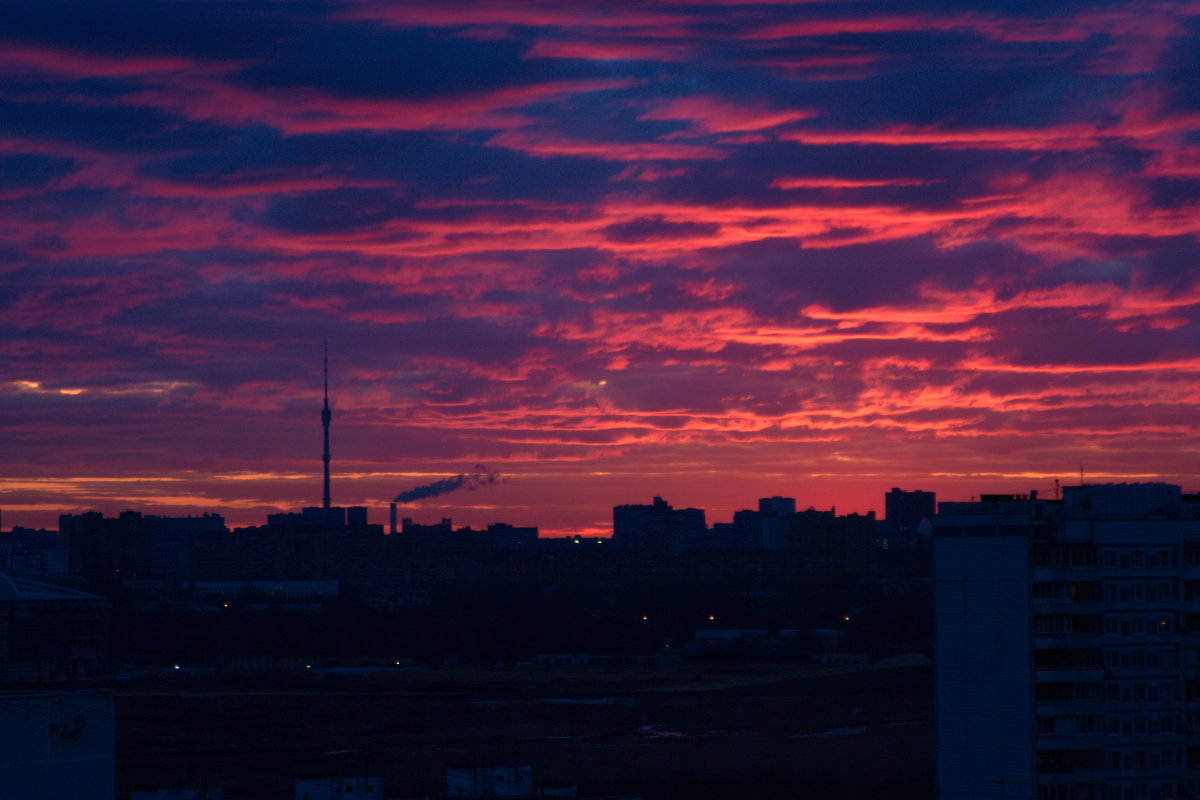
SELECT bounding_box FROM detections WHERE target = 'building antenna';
[322,341,332,509]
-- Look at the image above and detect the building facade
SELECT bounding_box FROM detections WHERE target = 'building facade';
[612,497,707,555]
[0,574,109,681]
[886,487,936,533]
[935,483,1200,800]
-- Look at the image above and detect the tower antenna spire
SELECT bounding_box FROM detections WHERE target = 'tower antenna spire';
[322,341,332,509]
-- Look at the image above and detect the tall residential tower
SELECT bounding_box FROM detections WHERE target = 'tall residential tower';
[935,483,1200,800]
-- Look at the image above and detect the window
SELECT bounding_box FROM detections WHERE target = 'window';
[1035,582,1061,600]
[1036,615,1074,634]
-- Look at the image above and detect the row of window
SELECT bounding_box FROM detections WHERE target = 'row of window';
[1036,615,1102,635]
[1032,581,1196,605]
[1032,546,1187,570]
[1035,680,1178,703]
[1105,649,1177,670]
[1107,682,1177,703]
[1035,581,1102,602]
[1037,783,1178,800]
[1038,715,1181,737]
[1106,748,1178,771]
[1104,583,1177,604]
[1036,747,1179,774]
[1107,783,1177,800]
[1104,550,1178,570]
[1032,614,1176,635]
[1104,616,1174,636]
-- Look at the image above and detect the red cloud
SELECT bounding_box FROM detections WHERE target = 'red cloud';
[639,95,816,133]
[123,76,636,134]
[525,38,698,62]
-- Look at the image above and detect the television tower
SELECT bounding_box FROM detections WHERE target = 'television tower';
[322,342,332,509]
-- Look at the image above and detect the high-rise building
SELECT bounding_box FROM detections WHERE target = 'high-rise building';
[935,483,1200,800]
[886,487,935,532]
[612,496,707,555]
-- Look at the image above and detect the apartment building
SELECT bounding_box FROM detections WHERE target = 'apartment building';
[935,483,1200,800]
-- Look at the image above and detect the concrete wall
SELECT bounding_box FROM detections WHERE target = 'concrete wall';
[936,532,1033,799]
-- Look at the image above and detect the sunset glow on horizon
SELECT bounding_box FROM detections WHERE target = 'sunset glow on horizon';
[2,0,1198,535]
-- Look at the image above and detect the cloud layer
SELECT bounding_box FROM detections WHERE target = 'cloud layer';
[2,0,1199,534]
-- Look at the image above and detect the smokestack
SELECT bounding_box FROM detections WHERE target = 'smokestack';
[390,503,397,535]
[321,342,332,509]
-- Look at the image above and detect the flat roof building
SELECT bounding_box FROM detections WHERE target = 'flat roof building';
[935,483,1200,800]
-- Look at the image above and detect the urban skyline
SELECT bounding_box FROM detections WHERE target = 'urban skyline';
[2,1,1199,537]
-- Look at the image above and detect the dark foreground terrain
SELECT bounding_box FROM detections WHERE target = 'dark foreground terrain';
[116,661,932,799]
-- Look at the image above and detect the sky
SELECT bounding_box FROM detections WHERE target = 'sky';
[2,0,1199,536]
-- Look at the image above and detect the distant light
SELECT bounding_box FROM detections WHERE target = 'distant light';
[394,661,401,665]
[223,603,229,608]
[708,615,715,621]
[641,615,649,621]
[173,664,180,670]
[598,380,607,386]
[843,615,851,621]
[306,664,312,669]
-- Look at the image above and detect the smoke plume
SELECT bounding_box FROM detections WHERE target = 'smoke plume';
[393,465,500,504]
